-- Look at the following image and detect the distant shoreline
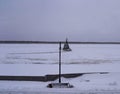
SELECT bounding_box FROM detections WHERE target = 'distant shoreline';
[0,41,120,44]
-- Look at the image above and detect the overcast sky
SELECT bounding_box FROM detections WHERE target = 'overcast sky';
[0,0,120,42]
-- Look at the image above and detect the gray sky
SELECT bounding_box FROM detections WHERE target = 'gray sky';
[0,0,120,42]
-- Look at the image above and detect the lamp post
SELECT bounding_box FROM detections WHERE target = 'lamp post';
[59,42,61,83]
[47,41,73,88]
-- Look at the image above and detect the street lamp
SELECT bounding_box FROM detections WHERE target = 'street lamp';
[47,42,73,88]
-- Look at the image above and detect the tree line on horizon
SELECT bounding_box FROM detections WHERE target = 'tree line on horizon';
[0,40,120,44]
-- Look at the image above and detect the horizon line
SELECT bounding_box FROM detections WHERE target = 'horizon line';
[0,40,120,44]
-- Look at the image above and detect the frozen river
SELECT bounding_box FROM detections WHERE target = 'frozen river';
[0,44,120,93]
[0,44,120,76]
[0,44,120,64]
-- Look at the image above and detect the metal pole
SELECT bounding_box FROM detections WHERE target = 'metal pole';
[59,42,61,83]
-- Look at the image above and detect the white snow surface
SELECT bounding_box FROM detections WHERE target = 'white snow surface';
[0,44,120,64]
[0,73,120,93]
[0,44,120,76]
[0,63,120,76]
[0,44,120,93]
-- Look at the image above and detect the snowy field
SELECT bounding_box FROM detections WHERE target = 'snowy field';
[0,73,120,94]
[0,44,120,64]
[0,44,120,75]
[0,44,120,93]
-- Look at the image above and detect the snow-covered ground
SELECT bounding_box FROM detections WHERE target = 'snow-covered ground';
[0,63,120,76]
[0,44,120,64]
[0,44,120,93]
[0,44,120,76]
[0,73,120,93]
